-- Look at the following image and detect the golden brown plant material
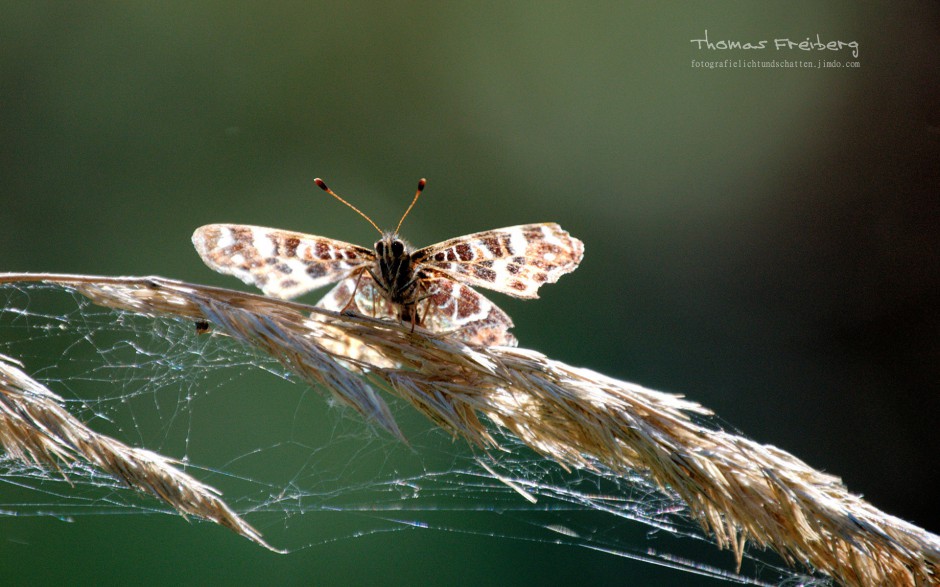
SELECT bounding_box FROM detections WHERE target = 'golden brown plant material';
[1,273,937,585]
[0,351,282,552]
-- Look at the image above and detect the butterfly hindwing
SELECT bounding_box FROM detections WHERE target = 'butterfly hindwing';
[315,269,516,347]
[315,270,398,321]
[418,270,517,346]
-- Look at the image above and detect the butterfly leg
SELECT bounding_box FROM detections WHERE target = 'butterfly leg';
[398,294,419,332]
[365,267,390,319]
[412,281,439,330]
[340,268,369,314]
[404,278,437,332]
[384,297,421,333]
[404,303,418,332]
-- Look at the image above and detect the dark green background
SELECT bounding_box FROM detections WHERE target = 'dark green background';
[2,2,937,585]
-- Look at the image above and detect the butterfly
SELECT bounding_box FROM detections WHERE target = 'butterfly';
[192,178,584,347]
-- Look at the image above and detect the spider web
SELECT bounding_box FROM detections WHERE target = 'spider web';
[0,282,825,585]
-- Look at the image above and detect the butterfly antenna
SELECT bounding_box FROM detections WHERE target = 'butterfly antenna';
[395,178,427,233]
[314,178,383,235]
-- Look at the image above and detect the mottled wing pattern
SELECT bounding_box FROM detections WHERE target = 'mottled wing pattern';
[315,271,397,320]
[192,224,373,299]
[193,219,582,349]
[419,270,517,346]
[413,223,584,299]
[316,269,516,347]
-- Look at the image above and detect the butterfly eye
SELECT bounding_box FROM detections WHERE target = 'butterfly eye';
[375,241,385,255]
[391,240,405,256]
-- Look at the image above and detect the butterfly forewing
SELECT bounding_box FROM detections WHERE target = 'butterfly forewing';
[413,223,584,299]
[192,224,373,299]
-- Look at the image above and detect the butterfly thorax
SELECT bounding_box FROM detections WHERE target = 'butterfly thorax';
[373,232,419,307]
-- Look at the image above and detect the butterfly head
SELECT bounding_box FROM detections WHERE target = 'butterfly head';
[374,233,411,260]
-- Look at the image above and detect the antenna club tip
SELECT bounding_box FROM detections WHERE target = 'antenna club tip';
[418,178,427,190]
[314,178,329,191]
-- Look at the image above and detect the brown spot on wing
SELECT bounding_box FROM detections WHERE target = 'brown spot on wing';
[277,236,300,257]
[482,237,503,256]
[455,243,472,261]
[500,234,515,255]
[306,264,327,278]
[455,286,482,319]
[473,266,497,282]
[314,241,331,260]
[273,261,293,274]
[286,237,300,255]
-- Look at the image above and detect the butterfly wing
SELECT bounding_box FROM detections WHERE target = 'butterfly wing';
[418,270,517,347]
[316,269,516,347]
[315,270,398,320]
[413,223,584,299]
[192,224,374,299]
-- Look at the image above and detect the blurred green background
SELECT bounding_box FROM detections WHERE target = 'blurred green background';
[2,2,938,585]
